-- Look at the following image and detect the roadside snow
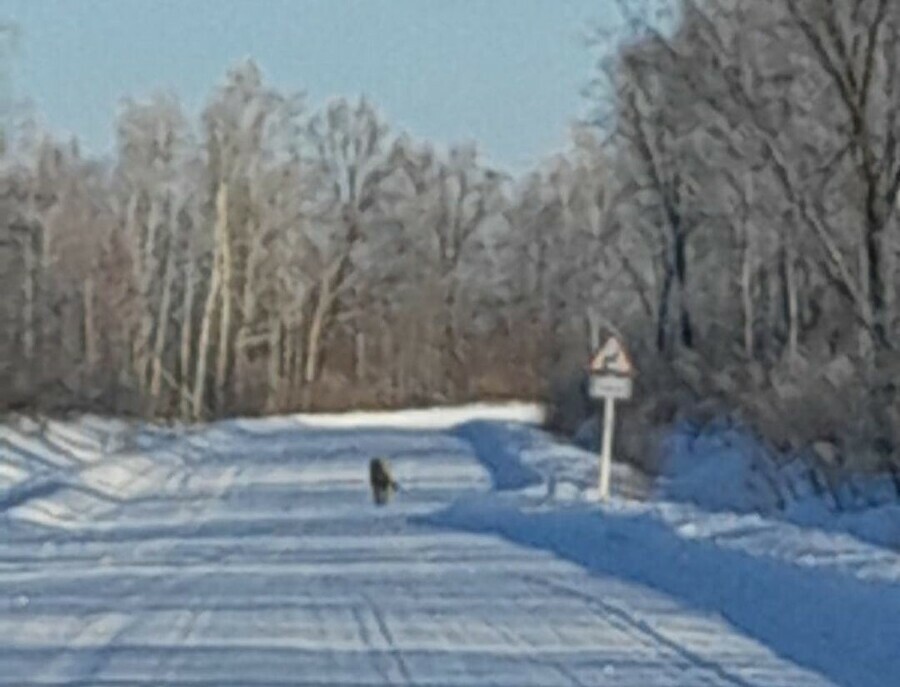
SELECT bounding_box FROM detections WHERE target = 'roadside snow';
[659,420,900,549]
[427,420,900,687]
[429,495,900,687]
[0,409,838,686]
[236,402,544,432]
[2,406,898,685]
[452,420,649,501]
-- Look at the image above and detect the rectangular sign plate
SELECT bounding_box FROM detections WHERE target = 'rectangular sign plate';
[589,374,633,400]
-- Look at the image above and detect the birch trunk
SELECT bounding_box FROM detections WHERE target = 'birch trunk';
[214,185,233,414]
[785,241,799,366]
[265,318,282,413]
[355,331,366,382]
[235,225,265,402]
[133,197,162,396]
[656,250,675,354]
[857,227,875,365]
[180,237,196,421]
[22,228,36,364]
[741,174,755,360]
[148,202,181,415]
[192,182,228,420]
[883,231,897,342]
[741,228,755,360]
[83,276,97,371]
[288,325,303,409]
[305,261,341,385]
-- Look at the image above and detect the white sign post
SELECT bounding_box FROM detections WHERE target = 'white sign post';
[588,337,635,501]
[598,394,616,500]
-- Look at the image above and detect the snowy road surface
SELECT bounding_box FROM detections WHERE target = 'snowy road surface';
[0,413,866,685]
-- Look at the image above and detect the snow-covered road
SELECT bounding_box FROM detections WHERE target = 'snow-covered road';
[0,414,860,685]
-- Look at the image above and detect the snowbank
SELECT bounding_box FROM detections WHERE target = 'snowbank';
[0,414,166,528]
[452,419,648,501]
[244,402,544,431]
[426,495,900,687]
[423,414,900,687]
[658,420,900,549]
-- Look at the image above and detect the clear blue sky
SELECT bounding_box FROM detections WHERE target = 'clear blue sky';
[0,0,618,171]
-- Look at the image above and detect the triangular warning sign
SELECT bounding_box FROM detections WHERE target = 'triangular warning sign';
[590,337,634,376]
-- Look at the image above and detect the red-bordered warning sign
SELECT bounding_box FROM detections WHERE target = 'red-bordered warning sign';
[589,336,634,377]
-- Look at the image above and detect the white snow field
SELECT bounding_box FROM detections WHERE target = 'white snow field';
[1,406,898,686]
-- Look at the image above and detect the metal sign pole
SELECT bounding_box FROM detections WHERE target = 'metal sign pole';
[598,395,615,500]
[589,335,634,502]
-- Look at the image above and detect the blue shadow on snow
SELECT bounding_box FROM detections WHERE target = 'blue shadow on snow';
[428,419,900,687]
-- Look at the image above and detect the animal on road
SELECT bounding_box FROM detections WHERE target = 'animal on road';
[369,457,399,505]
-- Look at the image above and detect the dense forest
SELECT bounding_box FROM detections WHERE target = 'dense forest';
[2,1,900,481]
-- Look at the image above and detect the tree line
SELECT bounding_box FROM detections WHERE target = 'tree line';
[2,1,899,479]
[0,62,589,418]
[601,0,900,480]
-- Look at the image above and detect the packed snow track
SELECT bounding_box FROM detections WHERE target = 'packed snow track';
[0,414,835,685]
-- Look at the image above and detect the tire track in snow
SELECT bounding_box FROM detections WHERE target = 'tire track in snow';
[350,603,393,684]
[483,616,591,687]
[361,591,415,686]
[521,573,800,687]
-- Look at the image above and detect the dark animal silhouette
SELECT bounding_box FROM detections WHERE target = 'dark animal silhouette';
[369,457,399,505]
